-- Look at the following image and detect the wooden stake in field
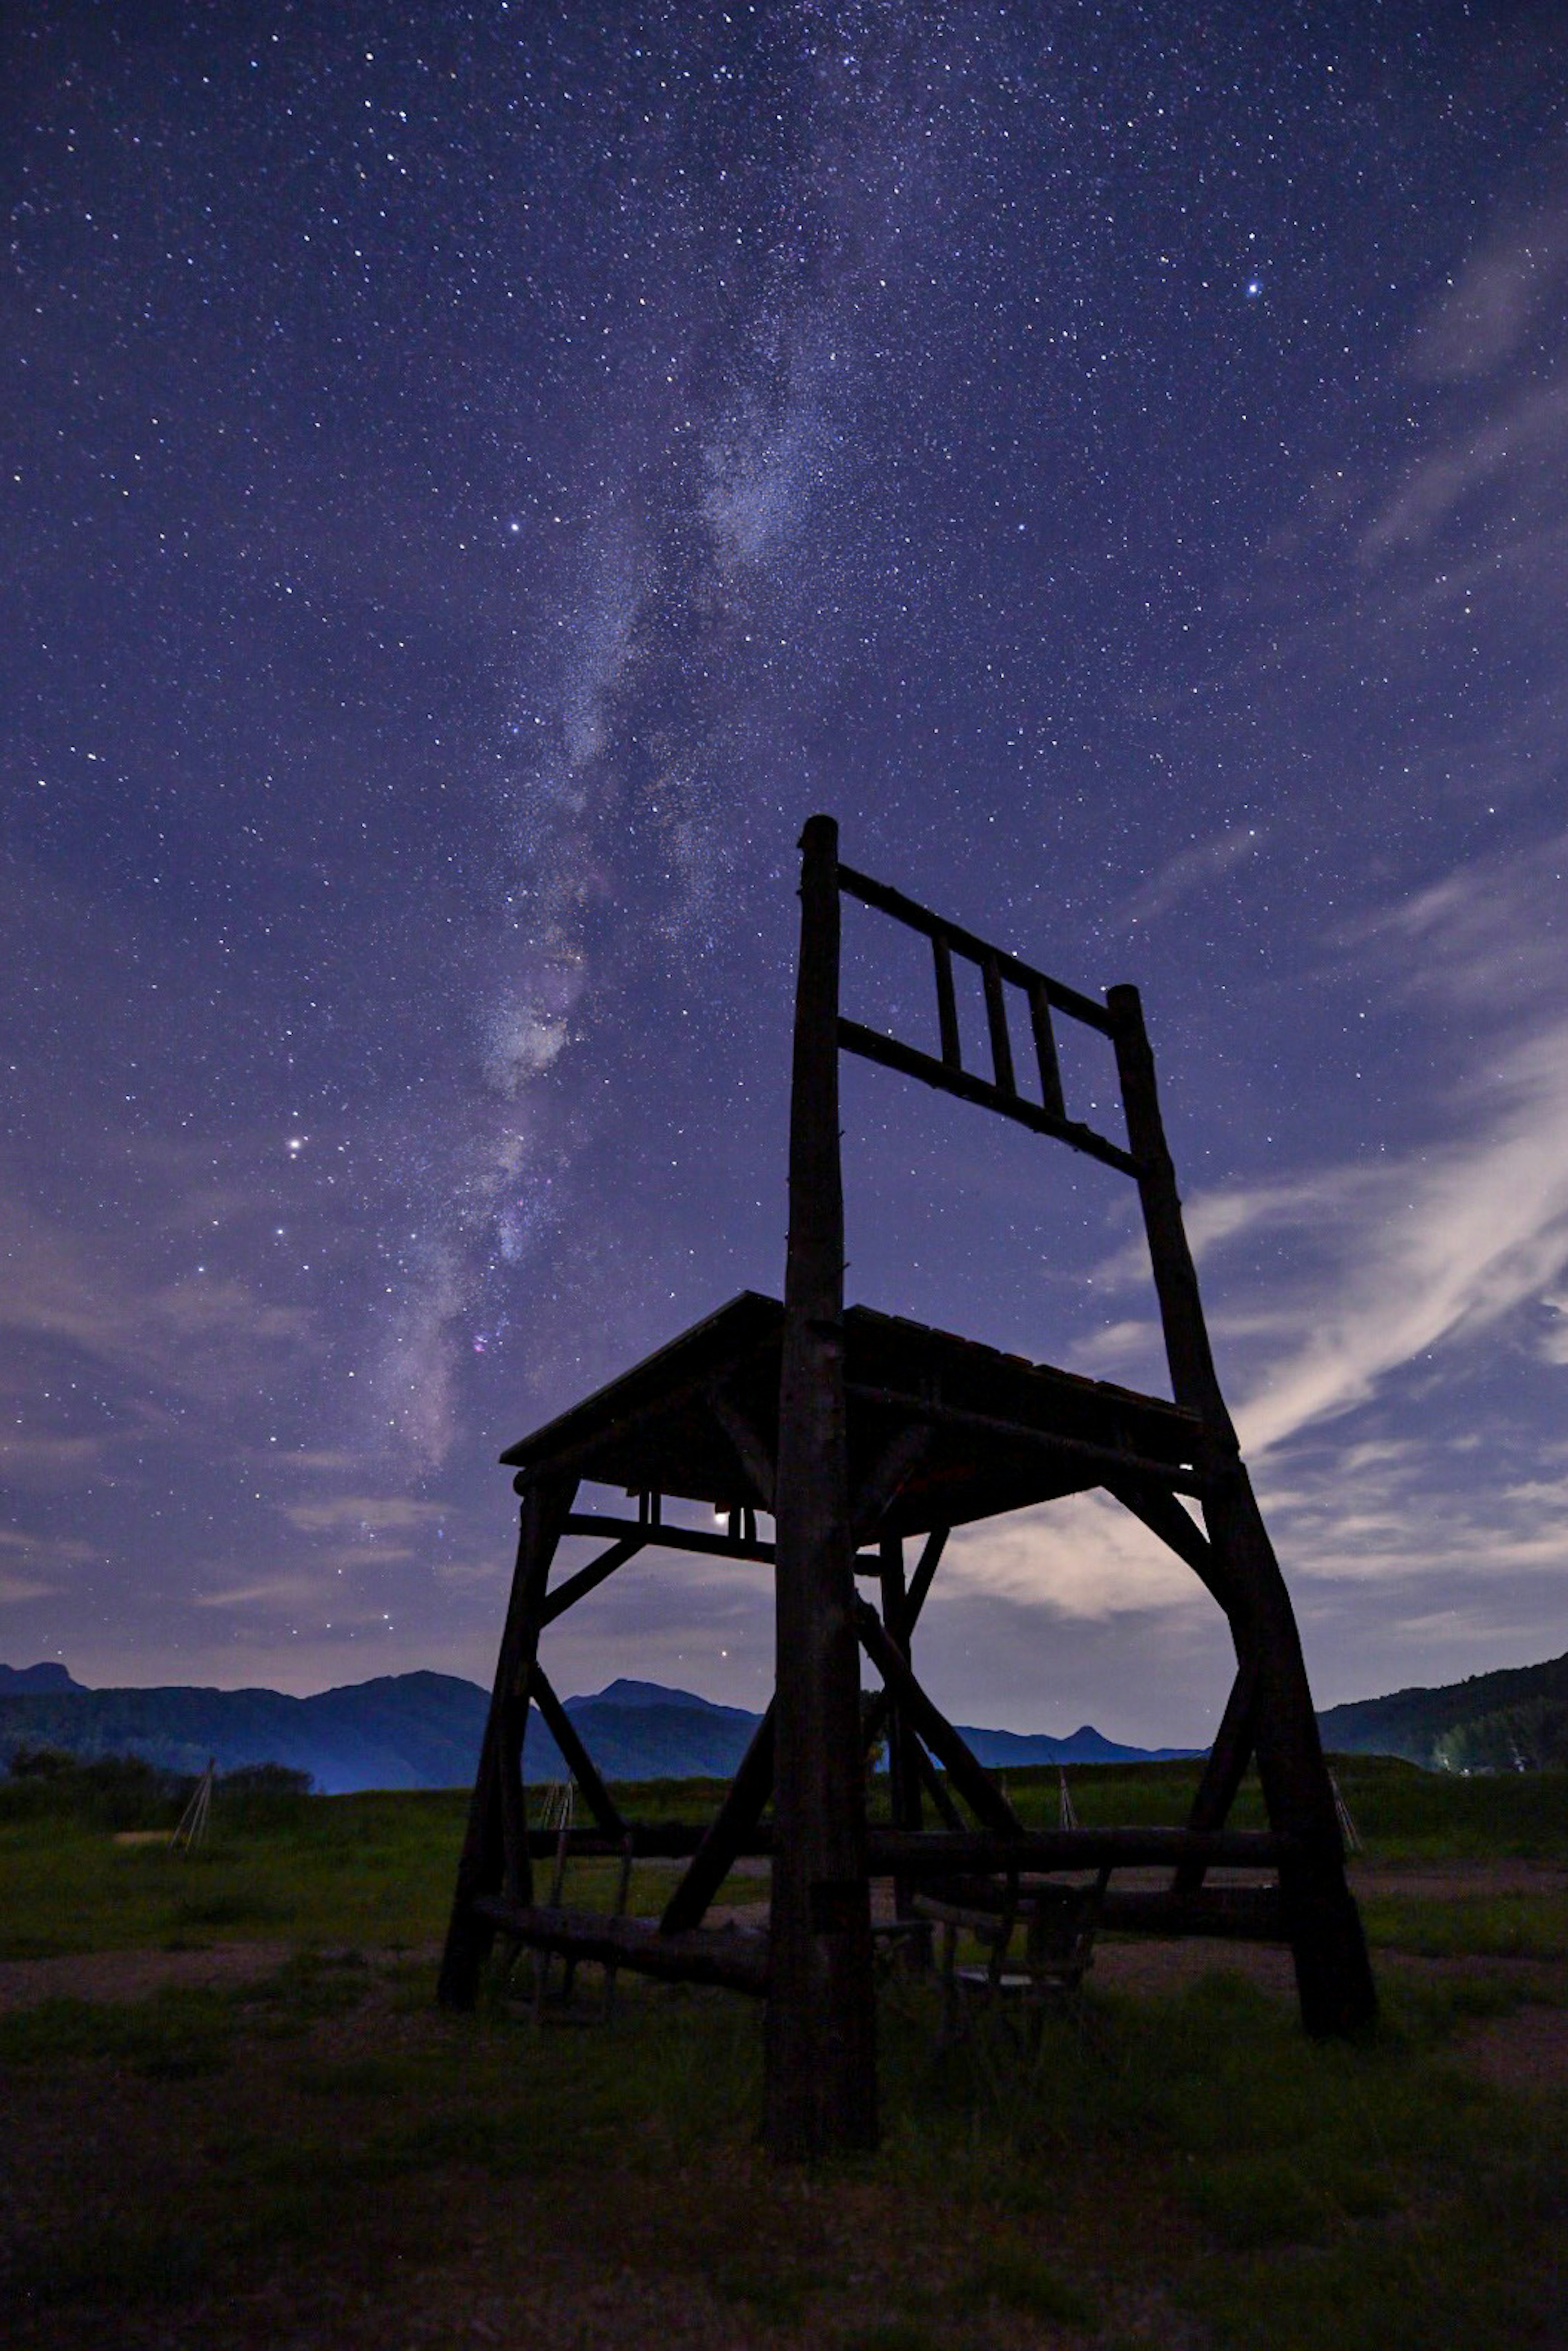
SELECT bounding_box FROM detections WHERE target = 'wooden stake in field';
[439,813,1376,2157]
[170,1757,214,1853]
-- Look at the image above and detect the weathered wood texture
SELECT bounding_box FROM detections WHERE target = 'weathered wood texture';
[660,1701,776,1935]
[1107,984,1376,2035]
[1173,1650,1260,1897]
[866,1825,1289,1874]
[474,1899,769,1994]
[437,1475,575,2007]
[528,1663,627,1839]
[878,1537,921,1917]
[854,1600,1022,1837]
[766,813,877,2159]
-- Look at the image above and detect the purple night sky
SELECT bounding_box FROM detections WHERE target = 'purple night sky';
[5,2,1567,1743]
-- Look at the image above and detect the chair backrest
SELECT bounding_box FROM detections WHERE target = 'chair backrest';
[787,814,1236,1439]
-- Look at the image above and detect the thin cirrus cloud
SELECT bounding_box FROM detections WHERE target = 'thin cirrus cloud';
[1223,1038,1568,1455]
[1118,824,1266,929]
[943,851,1568,1636]
[1403,198,1568,384]
[1361,202,1568,566]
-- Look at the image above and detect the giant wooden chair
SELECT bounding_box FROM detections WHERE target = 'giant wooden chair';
[439,815,1376,2159]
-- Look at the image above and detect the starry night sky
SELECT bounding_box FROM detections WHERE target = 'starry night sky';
[6,2,1568,1743]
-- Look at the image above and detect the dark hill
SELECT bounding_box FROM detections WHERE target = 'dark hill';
[0,1661,83,1693]
[1318,1650,1568,1770]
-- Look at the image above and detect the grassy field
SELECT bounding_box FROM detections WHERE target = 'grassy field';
[2,1762,1564,2349]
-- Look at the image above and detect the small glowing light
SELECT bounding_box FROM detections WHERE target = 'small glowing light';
[286,1135,305,1155]
[1245,278,1263,298]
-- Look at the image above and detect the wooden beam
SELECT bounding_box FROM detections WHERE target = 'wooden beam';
[839,1018,1139,1177]
[1107,982,1377,2038]
[768,812,877,2160]
[900,1525,949,1641]
[909,1733,967,1831]
[850,1424,931,1544]
[438,1474,575,2008]
[867,1825,1290,1874]
[561,1512,773,1566]
[529,1663,628,1840]
[844,1384,1204,1495]
[474,1899,769,1995]
[541,1532,646,1625]
[708,1387,777,1513]
[1027,975,1066,1121]
[1173,1650,1260,1897]
[878,1537,921,1913]
[982,953,1017,1097]
[1104,1476,1235,1610]
[853,1599,1022,1836]
[519,1823,775,1860]
[661,1702,776,1935]
[836,860,1115,1034]
[932,932,961,1069]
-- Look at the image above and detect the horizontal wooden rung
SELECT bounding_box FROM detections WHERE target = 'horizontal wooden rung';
[838,1019,1139,1177]
[514,1823,775,1859]
[866,1827,1291,1875]
[562,1511,775,1564]
[1098,1884,1285,1940]
[473,1899,770,1994]
[837,861,1115,1033]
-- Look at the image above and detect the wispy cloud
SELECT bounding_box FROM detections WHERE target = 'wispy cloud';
[279,1494,446,1538]
[1179,1017,1568,1456]
[0,1524,95,1603]
[944,1490,1203,1622]
[1118,825,1266,928]
[0,1180,314,1403]
[1405,200,1568,384]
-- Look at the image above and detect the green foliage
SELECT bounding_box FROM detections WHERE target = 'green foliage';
[1433,1697,1568,1774]
[1319,1648,1568,1768]
[0,1985,236,2075]
[0,1747,190,1832]
[1358,1889,1568,1961]
[983,1750,1568,1859]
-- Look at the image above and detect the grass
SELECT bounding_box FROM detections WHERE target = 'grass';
[3,1763,1566,2347]
[985,1752,1568,1863]
[0,1781,765,1961]
[5,1954,1564,2348]
[1357,1890,1568,1963]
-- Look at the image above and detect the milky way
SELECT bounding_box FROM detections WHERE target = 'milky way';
[5,4,1568,1738]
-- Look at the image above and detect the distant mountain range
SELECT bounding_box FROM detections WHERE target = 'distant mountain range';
[6,1647,1561,1791]
[0,1664,1192,1794]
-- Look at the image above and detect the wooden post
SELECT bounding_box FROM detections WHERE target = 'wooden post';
[1172,1647,1259,1898]
[765,812,878,2157]
[1106,984,1376,2036]
[878,1535,922,1918]
[437,1472,575,2008]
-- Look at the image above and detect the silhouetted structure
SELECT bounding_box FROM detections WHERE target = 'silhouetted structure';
[439,815,1376,2158]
